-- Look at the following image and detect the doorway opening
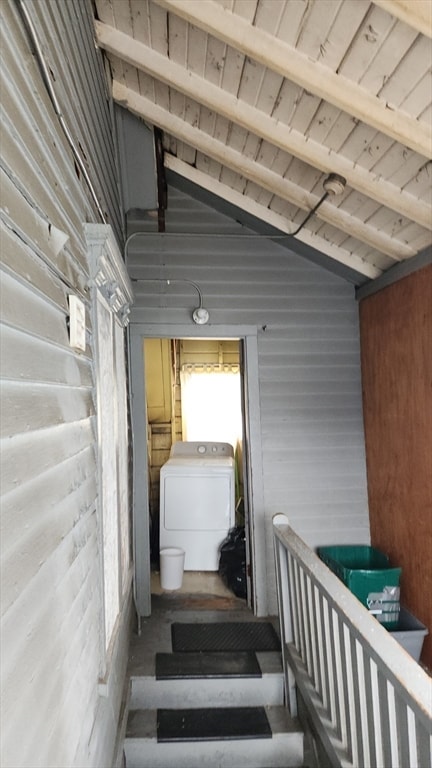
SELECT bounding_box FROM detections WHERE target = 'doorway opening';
[144,338,248,606]
[129,323,266,620]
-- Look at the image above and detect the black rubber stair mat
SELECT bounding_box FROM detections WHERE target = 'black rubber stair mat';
[157,706,272,742]
[156,650,262,679]
[171,621,280,652]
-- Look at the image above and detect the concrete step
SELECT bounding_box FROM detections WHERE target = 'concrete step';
[130,651,284,709]
[124,705,304,768]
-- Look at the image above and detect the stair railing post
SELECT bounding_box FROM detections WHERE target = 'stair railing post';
[273,513,298,717]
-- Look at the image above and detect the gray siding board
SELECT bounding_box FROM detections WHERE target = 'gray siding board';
[131,261,333,279]
[132,283,350,301]
[1,419,94,495]
[0,382,94,437]
[2,529,101,768]
[1,69,92,255]
[262,433,365,452]
[133,289,353,310]
[258,365,361,383]
[130,306,360,327]
[1,478,97,616]
[261,383,361,398]
[2,228,69,308]
[263,463,368,483]
[22,0,123,240]
[0,115,88,256]
[1,173,88,288]
[262,411,364,432]
[263,451,366,469]
[1,2,128,765]
[1,227,94,337]
[264,416,362,439]
[0,326,93,385]
[259,351,362,366]
[67,0,122,223]
[0,270,70,344]
[261,393,362,410]
[261,324,361,339]
[44,0,110,136]
[129,185,369,613]
[130,245,324,269]
[262,338,362,354]
[1,519,99,678]
[208,283,350,299]
[1,450,96,547]
[269,486,368,504]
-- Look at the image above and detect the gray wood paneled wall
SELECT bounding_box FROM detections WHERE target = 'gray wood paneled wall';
[128,185,370,613]
[1,2,129,766]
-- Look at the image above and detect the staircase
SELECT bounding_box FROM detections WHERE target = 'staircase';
[123,618,304,768]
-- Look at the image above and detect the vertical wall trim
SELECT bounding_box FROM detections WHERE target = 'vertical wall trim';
[85,223,134,659]
[243,334,267,616]
[129,330,152,617]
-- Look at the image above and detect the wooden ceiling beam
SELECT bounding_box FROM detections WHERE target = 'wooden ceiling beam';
[152,0,432,159]
[164,154,382,280]
[112,80,415,263]
[372,0,432,37]
[95,20,431,230]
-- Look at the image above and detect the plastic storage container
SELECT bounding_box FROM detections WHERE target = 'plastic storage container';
[317,545,401,628]
[389,607,428,662]
[160,547,185,590]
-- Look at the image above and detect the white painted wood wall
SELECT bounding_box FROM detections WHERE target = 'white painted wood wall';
[1,2,130,766]
[128,185,370,615]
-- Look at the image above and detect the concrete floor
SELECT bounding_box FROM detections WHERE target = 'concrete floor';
[128,571,277,678]
[150,570,237,598]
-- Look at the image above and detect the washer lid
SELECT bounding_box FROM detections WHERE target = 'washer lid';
[162,456,235,470]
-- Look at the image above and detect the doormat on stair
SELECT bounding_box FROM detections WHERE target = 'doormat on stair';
[171,622,280,652]
[156,650,262,679]
[157,706,272,742]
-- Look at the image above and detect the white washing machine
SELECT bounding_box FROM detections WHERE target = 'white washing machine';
[159,441,235,571]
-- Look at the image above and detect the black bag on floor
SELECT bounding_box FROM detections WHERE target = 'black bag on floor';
[218,526,247,599]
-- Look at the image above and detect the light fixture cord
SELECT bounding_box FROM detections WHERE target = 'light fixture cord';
[131,277,204,309]
[291,191,329,236]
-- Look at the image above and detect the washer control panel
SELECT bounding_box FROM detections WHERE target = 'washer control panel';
[170,441,234,458]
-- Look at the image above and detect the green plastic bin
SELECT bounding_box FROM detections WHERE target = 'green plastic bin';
[317,545,401,629]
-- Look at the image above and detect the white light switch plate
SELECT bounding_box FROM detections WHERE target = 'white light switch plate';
[68,295,86,351]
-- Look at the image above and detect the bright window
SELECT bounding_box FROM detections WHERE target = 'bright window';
[180,365,242,451]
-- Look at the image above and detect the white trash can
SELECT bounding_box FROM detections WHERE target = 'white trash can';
[160,547,185,590]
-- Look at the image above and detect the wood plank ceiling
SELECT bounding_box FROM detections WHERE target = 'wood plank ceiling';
[94,0,432,282]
